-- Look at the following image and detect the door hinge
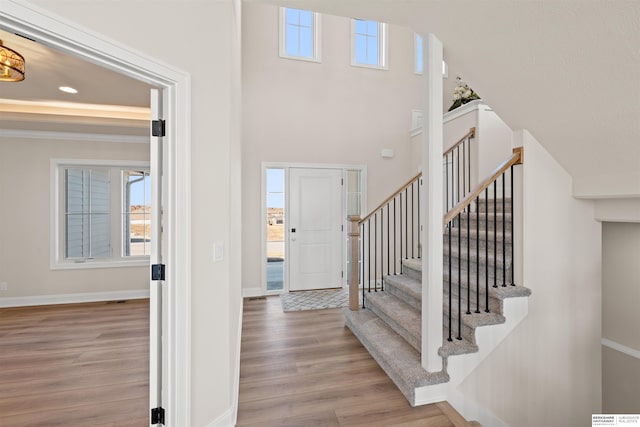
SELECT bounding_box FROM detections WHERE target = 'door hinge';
[151,264,166,281]
[341,271,344,278]
[151,407,165,425]
[341,224,344,232]
[341,178,344,185]
[151,119,166,137]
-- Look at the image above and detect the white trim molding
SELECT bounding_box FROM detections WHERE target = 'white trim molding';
[0,289,149,308]
[602,338,640,360]
[0,129,149,144]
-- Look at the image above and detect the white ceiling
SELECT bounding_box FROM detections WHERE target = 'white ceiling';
[0,28,153,135]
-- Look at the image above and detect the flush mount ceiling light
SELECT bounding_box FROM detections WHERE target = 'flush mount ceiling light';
[0,40,25,82]
[59,86,78,94]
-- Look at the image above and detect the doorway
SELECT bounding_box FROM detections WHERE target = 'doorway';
[0,6,191,425]
[263,164,365,294]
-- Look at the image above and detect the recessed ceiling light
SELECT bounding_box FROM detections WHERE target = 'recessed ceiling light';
[58,86,78,94]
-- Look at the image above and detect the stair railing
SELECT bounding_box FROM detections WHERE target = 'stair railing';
[348,128,476,311]
[443,147,523,341]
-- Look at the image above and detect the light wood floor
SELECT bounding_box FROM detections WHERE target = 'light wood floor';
[0,299,149,427]
[237,296,471,427]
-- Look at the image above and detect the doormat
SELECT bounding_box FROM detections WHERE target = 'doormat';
[280,288,361,312]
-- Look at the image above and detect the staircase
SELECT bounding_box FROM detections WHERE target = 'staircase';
[344,141,531,408]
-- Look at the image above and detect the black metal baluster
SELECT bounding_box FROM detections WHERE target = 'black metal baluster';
[485,188,490,312]
[380,209,384,292]
[361,222,365,308]
[457,147,460,206]
[475,195,480,314]
[394,197,397,275]
[466,198,471,315]
[457,212,462,340]
[510,166,515,286]
[374,213,377,292]
[493,182,497,288]
[447,221,452,342]
[399,193,403,264]
[405,188,408,259]
[502,173,507,288]
[368,220,371,293]
[387,203,390,278]
[467,136,472,195]
[411,182,414,259]
[445,154,449,212]
[418,178,421,258]
[462,140,466,200]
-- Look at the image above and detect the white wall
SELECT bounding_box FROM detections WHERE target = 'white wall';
[0,137,148,299]
[459,130,602,427]
[601,222,640,413]
[241,3,422,292]
[24,1,243,425]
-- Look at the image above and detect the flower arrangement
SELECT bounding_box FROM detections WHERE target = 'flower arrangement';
[448,76,481,111]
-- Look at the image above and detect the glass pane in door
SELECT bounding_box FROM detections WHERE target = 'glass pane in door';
[266,168,285,291]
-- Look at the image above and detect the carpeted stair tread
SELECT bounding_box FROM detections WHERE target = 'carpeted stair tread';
[438,331,479,357]
[443,298,505,329]
[476,198,512,213]
[365,292,421,351]
[384,274,422,309]
[344,308,449,405]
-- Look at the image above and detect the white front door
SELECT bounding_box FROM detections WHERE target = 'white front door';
[289,168,343,291]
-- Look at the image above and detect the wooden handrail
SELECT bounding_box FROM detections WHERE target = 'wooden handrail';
[358,128,476,226]
[359,172,422,224]
[443,146,523,227]
[442,127,475,157]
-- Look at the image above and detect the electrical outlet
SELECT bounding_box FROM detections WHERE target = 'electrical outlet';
[0,282,7,291]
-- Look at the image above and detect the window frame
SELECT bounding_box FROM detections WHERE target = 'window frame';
[350,19,388,70]
[278,7,322,63]
[50,158,151,270]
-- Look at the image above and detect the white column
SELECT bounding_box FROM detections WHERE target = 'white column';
[421,33,444,372]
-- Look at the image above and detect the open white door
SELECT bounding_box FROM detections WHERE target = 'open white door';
[289,168,343,291]
[149,89,166,425]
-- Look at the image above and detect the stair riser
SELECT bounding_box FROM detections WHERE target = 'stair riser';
[443,286,503,314]
[365,296,421,352]
[386,283,421,310]
[444,256,512,276]
[442,234,512,253]
[475,199,512,213]
[443,319,476,344]
[402,264,421,282]
[451,216,512,231]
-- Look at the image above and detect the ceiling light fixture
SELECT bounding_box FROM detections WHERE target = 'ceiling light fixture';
[0,40,25,82]
[59,86,78,94]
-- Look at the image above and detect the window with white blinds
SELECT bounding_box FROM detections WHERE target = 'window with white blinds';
[64,168,111,259]
[51,160,151,270]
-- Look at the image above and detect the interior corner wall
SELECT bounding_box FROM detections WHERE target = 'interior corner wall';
[241,2,422,292]
[0,137,149,299]
[24,1,241,425]
[601,222,640,413]
[458,130,602,427]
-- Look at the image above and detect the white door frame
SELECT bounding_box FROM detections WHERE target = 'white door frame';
[0,3,192,426]
[261,162,367,295]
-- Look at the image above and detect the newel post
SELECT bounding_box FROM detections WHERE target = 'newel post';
[348,215,361,311]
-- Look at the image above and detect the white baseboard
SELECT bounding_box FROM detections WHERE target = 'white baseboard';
[0,289,150,308]
[242,287,262,298]
[206,406,234,427]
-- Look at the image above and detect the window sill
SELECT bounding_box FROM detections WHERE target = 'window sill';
[279,53,322,63]
[350,62,388,71]
[51,258,150,271]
